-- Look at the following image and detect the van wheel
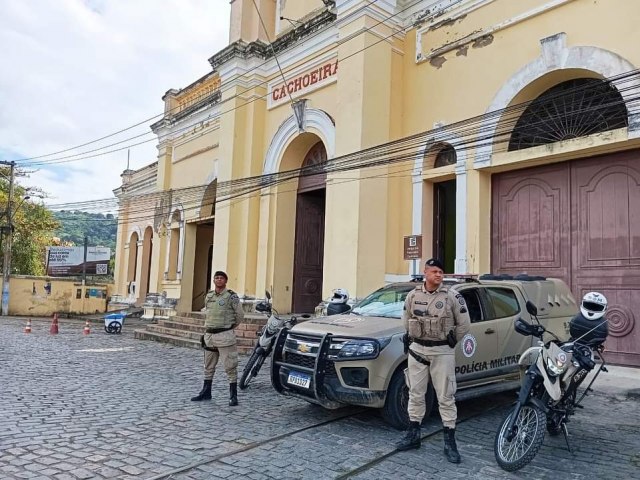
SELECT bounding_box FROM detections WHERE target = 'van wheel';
[381,368,435,430]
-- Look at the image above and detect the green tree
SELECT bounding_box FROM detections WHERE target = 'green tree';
[53,210,117,250]
[0,168,60,275]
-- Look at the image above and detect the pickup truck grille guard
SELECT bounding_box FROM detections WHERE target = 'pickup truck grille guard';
[271,328,387,409]
[271,327,334,404]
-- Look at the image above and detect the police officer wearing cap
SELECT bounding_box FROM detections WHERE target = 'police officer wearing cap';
[396,258,471,463]
[191,270,244,406]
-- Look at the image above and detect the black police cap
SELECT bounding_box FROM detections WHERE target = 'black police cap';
[425,258,445,271]
[213,270,228,280]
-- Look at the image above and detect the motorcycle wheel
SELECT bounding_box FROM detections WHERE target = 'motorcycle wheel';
[239,350,264,390]
[494,403,546,472]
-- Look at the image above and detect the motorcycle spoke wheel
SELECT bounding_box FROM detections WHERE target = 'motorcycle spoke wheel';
[239,350,262,390]
[494,404,546,472]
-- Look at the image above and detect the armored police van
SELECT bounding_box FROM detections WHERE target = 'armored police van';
[270,274,577,429]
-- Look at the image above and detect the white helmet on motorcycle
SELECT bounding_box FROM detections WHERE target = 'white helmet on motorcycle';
[330,288,349,304]
[580,292,607,320]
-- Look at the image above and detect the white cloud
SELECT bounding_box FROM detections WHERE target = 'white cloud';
[0,0,230,204]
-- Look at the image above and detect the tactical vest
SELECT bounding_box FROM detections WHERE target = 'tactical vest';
[406,285,455,341]
[204,289,237,329]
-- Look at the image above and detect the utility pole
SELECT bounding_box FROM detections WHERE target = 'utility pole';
[1,161,15,316]
[82,235,88,285]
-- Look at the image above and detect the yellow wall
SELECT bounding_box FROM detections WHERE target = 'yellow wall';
[402,0,640,273]
[280,0,326,25]
[114,0,640,314]
[1,276,111,316]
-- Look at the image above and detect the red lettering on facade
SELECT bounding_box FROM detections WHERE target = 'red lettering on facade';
[271,61,339,103]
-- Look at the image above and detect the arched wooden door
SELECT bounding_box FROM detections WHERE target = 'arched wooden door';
[292,141,327,313]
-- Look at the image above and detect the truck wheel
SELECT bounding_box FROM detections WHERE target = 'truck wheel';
[381,368,435,430]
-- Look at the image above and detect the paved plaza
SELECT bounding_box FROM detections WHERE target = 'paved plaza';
[1,317,639,479]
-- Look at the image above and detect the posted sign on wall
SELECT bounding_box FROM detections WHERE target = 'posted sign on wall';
[46,247,111,276]
[403,235,422,260]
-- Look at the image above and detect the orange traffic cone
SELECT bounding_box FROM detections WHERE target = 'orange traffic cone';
[49,313,59,335]
[83,320,91,335]
[24,319,32,334]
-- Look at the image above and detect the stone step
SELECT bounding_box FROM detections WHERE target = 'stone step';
[157,319,206,332]
[134,329,201,349]
[145,325,203,341]
[169,316,205,326]
[134,329,257,354]
[135,309,267,355]
[168,313,266,325]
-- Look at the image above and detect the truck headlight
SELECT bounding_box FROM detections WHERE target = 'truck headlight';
[336,338,391,360]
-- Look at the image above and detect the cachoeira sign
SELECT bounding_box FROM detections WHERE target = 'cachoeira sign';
[46,247,111,276]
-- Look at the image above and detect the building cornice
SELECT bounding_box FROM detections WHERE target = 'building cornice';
[151,91,221,132]
[208,9,337,71]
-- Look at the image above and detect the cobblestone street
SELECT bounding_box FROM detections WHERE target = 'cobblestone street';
[1,318,639,479]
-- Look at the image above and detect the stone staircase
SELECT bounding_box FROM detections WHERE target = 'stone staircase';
[133,312,268,354]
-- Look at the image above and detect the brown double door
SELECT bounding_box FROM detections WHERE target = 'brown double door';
[492,149,640,366]
[292,142,327,313]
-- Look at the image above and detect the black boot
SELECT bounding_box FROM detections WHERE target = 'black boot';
[443,427,461,463]
[191,380,212,401]
[229,382,238,407]
[396,421,421,451]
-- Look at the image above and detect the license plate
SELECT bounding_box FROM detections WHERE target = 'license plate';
[287,371,311,388]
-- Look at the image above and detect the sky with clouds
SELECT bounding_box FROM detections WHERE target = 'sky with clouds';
[0,0,230,209]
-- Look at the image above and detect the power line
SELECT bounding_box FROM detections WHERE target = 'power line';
[44,72,640,228]
[9,0,397,163]
[16,0,430,167]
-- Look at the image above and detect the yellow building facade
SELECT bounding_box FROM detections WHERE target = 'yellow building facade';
[114,0,640,365]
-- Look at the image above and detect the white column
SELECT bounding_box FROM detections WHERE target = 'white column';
[411,172,423,277]
[454,159,468,274]
[163,229,172,280]
[177,220,185,280]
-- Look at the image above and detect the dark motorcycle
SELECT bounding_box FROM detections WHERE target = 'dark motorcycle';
[494,300,608,472]
[239,291,308,390]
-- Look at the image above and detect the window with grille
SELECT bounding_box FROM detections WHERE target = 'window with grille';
[508,78,627,151]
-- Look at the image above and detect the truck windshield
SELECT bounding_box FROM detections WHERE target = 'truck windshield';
[351,284,415,318]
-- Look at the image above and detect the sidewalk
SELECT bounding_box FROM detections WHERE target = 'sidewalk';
[588,363,640,399]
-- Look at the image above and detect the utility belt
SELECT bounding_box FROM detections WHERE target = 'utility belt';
[201,326,236,351]
[411,337,449,347]
[205,326,235,334]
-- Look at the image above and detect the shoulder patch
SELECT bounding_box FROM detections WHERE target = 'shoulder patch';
[227,289,236,295]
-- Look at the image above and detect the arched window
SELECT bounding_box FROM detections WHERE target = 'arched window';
[509,78,627,151]
[434,144,457,167]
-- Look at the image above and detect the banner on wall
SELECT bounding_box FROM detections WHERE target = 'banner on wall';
[46,247,111,276]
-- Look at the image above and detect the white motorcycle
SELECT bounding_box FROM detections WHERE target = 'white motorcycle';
[494,300,608,472]
[239,291,308,390]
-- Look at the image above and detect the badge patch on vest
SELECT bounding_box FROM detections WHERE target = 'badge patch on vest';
[435,301,444,309]
[458,297,466,305]
[218,299,226,306]
[461,333,477,358]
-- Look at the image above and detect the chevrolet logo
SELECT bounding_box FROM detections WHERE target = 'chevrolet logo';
[297,342,311,353]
